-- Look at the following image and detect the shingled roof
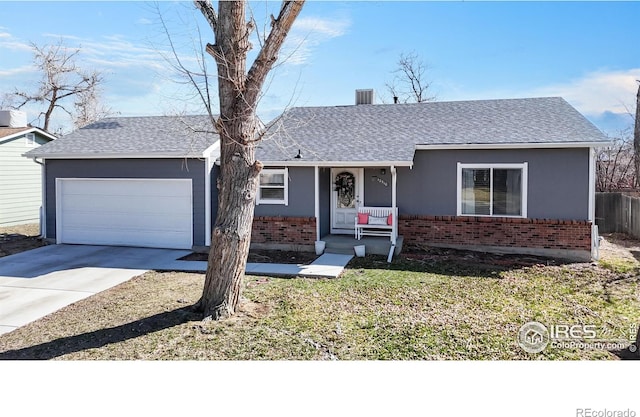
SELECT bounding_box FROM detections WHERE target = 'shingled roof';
[257,97,609,165]
[25,115,219,158]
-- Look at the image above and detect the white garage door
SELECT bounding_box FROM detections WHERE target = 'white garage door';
[56,178,193,249]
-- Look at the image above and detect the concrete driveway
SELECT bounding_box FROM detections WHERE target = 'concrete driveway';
[0,244,206,336]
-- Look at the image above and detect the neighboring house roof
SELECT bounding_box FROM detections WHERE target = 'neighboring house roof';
[0,126,57,143]
[258,97,610,166]
[24,115,219,159]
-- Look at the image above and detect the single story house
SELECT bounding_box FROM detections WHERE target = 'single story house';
[0,110,56,227]
[25,94,610,261]
[254,93,609,261]
[24,115,220,250]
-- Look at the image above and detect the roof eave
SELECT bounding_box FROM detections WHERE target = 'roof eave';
[258,160,413,167]
[1,127,57,143]
[415,141,613,150]
[23,152,209,159]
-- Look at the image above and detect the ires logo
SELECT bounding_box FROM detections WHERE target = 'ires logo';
[518,322,636,354]
[549,324,597,340]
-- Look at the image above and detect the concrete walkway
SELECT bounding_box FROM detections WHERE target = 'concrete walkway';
[161,252,354,278]
[0,245,193,336]
[0,245,353,336]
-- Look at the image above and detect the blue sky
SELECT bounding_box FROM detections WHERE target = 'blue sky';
[1,1,639,135]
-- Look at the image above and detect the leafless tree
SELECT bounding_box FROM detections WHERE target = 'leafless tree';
[3,40,107,133]
[386,51,435,103]
[190,0,304,320]
[73,85,113,129]
[634,81,640,187]
[596,129,636,191]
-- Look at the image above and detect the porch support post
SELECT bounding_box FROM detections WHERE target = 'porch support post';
[314,165,320,241]
[391,165,397,245]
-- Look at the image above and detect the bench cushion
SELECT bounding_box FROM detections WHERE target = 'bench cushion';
[368,216,388,225]
[357,213,369,224]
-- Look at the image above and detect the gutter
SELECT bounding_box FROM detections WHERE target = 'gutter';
[415,141,613,151]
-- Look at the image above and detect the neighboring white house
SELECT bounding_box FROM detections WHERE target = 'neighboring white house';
[0,110,56,227]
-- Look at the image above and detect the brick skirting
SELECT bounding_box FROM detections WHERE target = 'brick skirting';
[398,215,592,252]
[252,216,317,245]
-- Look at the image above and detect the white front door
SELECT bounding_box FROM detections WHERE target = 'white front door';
[331,168,364,234]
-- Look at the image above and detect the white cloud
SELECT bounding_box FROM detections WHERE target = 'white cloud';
[531,68,640,116]
[0,34,32,52]
[0,64,35,77]
[279,15,351,66]
[293,16,349,38]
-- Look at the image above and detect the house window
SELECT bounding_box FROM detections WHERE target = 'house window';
[457,163,527,217]
[257,168,288,205]
[25,133,36,147]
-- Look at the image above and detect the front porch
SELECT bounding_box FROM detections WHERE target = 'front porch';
[321,234,404,256]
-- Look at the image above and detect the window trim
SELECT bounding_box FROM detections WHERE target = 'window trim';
[256,167,289,206]
[456,162,528,218]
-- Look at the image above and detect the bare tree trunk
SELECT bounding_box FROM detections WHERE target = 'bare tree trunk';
[634,82,640,187]
[194,0,304,320]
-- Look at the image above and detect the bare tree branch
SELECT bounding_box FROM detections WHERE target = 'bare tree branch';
[4,39,109,133]
[634,81,640,187]
[386,51,436,103]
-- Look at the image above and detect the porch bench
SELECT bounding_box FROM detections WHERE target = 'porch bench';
[354,206,398,242]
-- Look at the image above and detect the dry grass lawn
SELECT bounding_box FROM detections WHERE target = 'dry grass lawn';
[0,238,638,360]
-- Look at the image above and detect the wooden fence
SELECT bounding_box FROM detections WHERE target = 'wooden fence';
[596,192,640,238]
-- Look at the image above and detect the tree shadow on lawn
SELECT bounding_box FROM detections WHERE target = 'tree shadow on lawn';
[347,247,569,278]
[0,305,201,360]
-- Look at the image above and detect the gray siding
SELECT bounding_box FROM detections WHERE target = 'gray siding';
[254,166,315,217]
[364,167,392,206]
[0,133,50,226]
[397,148,590,220]
[44,158,208,246]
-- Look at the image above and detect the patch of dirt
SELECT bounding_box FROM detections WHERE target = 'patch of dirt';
[180,249,318,264]
[0,223,46,258]
[401,245,563,269]
[598,233,640,262]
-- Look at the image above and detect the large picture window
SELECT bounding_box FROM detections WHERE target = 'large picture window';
[457,163,527,217]
[257,168,288,205]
